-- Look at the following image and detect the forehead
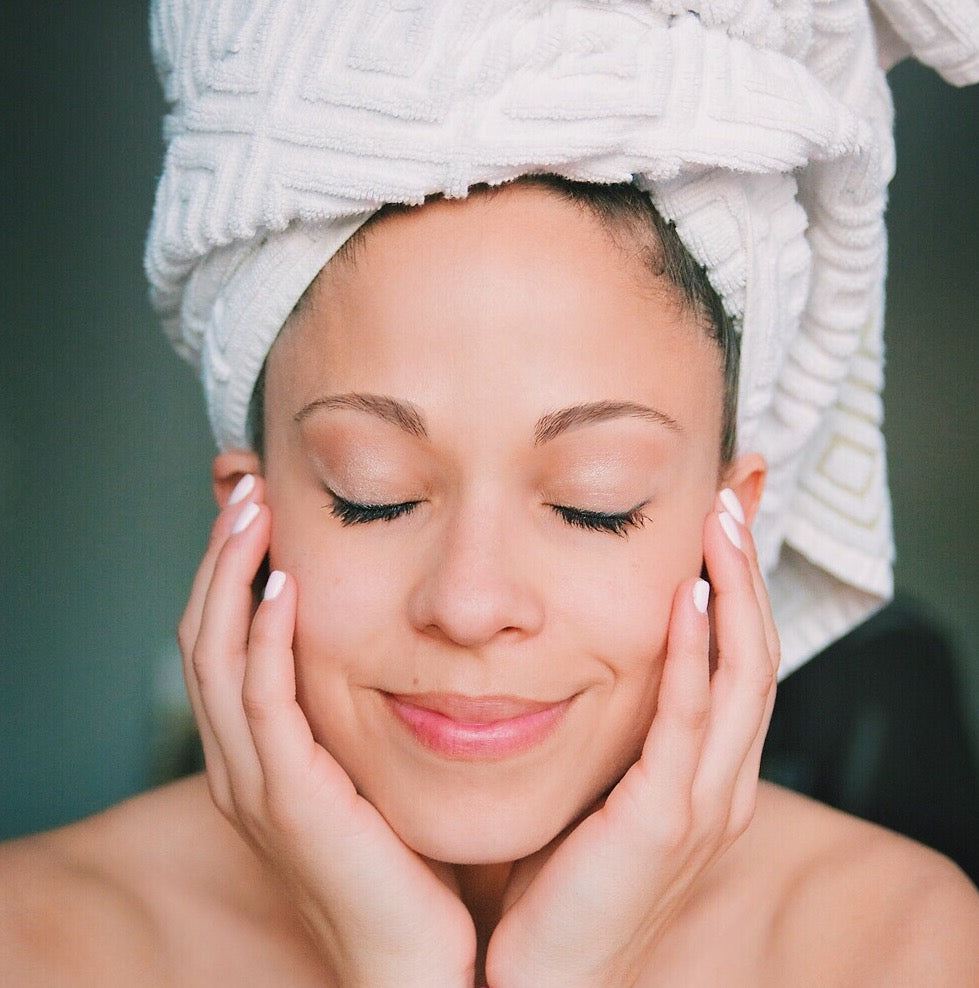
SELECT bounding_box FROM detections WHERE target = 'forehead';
[266,183,721,440]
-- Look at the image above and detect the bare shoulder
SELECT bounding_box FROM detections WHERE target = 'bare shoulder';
[0,788,178,985]
[756,783,979,985]
[0,776,328,986]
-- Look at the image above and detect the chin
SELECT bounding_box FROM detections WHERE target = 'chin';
[388,797,568,865]
[363,758,620,866]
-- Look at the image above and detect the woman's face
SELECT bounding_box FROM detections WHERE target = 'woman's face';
[262,184,731,864]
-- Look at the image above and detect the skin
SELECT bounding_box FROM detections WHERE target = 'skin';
[262,185,765,869]
[2,183,978,986]
[194,185,775,983]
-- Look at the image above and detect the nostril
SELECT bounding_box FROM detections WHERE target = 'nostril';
[409,579,544,649]
[405,511,546,645]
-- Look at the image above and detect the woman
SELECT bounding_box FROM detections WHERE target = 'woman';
[3,173,977,986]
[3,1,979,984]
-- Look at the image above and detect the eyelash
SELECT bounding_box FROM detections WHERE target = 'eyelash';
[326,490,648,537]
[327,492,420,526]
[547,503,649,537]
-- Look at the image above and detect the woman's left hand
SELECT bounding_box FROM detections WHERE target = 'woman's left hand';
[484,491,780,987]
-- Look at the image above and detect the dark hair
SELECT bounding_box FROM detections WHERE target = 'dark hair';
[248,176,739,463]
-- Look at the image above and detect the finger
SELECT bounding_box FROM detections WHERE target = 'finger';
[178,476,265,803]
[617,576,711,843]
[713,491,780,832]
[718,502,780,831]
[243,570,367,836]
[243,572,334,790]
[692,504,775,810]
[723,521,779,834]
[191,498,271,805]
[178,474,266,668]
[728,672,777,835]
[737,519,781,680]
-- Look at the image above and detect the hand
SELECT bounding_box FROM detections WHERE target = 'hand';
[484,490,779,987]
[178,476,476,987]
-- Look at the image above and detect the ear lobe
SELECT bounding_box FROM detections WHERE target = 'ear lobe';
[212,449,263,508]
[722,452,767,526]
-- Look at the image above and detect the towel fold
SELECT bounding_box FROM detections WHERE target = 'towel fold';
[146,0,979,677]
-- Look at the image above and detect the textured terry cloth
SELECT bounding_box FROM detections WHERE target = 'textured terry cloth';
[145,0,979,678]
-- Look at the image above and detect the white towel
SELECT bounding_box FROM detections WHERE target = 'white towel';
[146,0,979,677]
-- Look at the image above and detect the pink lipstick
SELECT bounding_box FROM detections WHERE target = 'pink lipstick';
[385,692,570,760]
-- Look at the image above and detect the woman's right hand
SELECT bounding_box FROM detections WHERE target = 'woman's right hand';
[178,475,477,988]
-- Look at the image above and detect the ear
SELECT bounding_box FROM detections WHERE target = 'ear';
[721,452,766,525]
[212,449,263,509]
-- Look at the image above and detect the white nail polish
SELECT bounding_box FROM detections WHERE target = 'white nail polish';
[228,473,255,506]
[719,487,745,525]
[264,570,286,601]
[693,578,710,614]
[719,511,742,550]
[231,501,260,535]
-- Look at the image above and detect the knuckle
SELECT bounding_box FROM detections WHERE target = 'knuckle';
[650,801,694,852]
[190,644,214,689]
[236,800,268,838]
[241,684,274,724]
[176,616,196,657]
[262,790,303,838]
[728,790,758,840]
[770,639,783,675]
[751,662,776,699]
[726,651,775,699]
[676,698,711,734]
[204,773,234,820]
[248,620,277,652]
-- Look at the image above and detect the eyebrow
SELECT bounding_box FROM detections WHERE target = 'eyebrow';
[534,400,682,446]
[294,393,427,437]
[294,393,680,445]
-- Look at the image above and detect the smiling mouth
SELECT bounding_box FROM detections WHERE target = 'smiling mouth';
[383,691,572,760]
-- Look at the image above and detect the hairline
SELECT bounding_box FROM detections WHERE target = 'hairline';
[250,176,739,464]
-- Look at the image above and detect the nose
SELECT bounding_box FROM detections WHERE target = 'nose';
[406,497,545,649]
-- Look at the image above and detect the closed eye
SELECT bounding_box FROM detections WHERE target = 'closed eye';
[326,490,420,526]
[325,488,648,536]
[548,503,649,537]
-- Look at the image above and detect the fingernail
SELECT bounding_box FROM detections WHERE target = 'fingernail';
[693,578,710,614]
[231,501,260,535]
[263,570,286,601]
[719,511,742,550]
[719,488,745,525]
[228,473,255,506]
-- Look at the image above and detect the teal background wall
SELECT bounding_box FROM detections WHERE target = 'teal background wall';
[2,6,978,839]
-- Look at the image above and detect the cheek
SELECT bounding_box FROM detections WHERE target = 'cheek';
[532,507,707,802]
[572,508,706,661]
[300,554,398,663]
[269,506,403,677]
[279,531,409,758]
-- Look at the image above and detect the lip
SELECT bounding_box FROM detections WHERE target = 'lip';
[384,692,571,761]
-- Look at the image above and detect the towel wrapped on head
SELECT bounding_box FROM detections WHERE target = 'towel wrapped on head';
[145,0,979,678]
